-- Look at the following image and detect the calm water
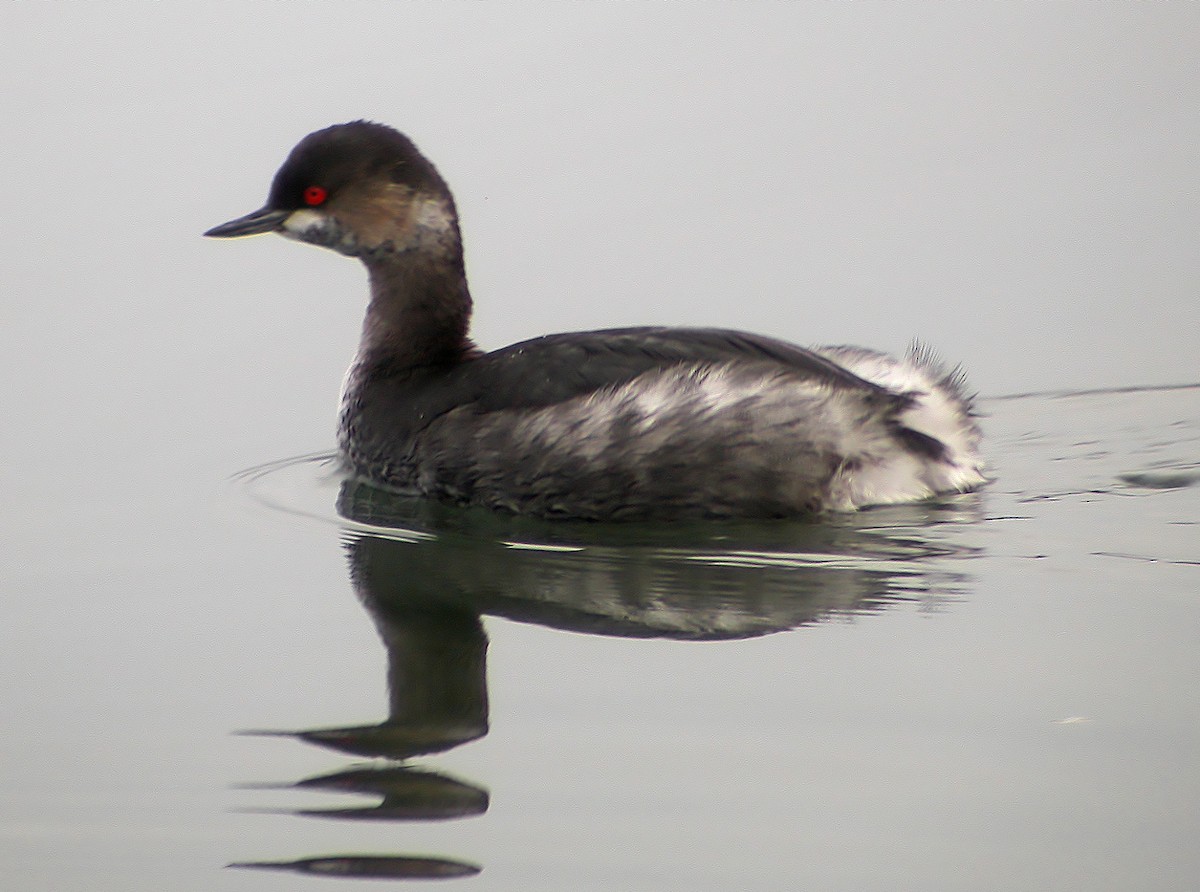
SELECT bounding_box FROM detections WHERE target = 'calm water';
[4,384,1195,891]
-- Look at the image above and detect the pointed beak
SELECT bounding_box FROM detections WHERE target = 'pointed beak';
[204,207,291,239]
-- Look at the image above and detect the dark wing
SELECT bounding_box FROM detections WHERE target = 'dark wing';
[466,327,887,411]
[349,327,895,450]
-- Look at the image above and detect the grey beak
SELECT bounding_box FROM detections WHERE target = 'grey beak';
[204,207,291,238]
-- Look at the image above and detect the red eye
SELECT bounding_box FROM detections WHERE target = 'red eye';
[303,185,328,206]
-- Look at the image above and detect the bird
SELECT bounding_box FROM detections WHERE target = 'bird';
[206,121,984,521]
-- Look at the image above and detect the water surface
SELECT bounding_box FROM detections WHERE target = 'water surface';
[211,383,1198,889]
[1,373,1197,891]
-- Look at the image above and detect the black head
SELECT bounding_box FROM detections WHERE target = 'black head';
[264,121,447,212]
[205,121,459,258]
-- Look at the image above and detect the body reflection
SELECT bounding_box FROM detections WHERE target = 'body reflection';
[340,479,980,641]
[237,476,982,880]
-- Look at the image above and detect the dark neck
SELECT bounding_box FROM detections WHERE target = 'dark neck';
[358,249,477,370]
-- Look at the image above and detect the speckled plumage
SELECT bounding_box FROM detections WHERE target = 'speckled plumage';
[207,121,985,520]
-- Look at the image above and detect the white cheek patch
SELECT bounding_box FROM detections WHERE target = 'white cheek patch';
[280,208,360,256]
[281,208,329,237]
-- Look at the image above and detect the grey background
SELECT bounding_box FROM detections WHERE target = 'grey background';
[7,9,1198,468]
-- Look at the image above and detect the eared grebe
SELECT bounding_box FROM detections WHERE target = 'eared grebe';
[206,121,984,520]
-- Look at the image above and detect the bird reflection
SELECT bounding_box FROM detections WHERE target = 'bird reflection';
[242,764,489,822]
[338,479,980,641]
[234,478,982,880]
[229,854,480,880]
